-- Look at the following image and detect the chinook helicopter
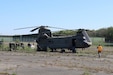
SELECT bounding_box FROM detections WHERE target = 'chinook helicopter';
[15,26,92,53]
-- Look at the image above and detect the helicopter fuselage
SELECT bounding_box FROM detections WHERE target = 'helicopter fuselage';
[36,30,92,52]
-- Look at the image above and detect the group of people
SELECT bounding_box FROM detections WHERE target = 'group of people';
[9,42,24,51]
[27,43,36,49]
[9,42,36,51]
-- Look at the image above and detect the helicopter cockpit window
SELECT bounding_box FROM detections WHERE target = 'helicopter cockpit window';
[82,30,91,42]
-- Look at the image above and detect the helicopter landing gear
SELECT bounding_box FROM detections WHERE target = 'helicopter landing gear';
[37,45,47,51]
[50,48,56,52]
[72,49,76,53]
[61,49,65,53]
[37,45,41,51]
[72,47,76,53]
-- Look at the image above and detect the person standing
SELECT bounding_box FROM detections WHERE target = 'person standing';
[28,43,31,47]
[97,44,103,58]
[31,43,35,49]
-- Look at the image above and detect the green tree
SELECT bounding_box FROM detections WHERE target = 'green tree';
[105,27,113,42]
[96,28,107,37]
[53,30,77,35]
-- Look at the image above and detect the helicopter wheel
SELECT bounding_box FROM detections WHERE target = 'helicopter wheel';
[37,45,47,51]
[72,49,76,53]
[61,49,65,53]
[50,48,54,52]
[37,45,42,51]
[50,48,57,52]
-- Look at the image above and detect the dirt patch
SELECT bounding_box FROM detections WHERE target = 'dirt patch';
[0,73,10,75]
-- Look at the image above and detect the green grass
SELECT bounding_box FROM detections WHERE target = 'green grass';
[0,43,37,53]
[0,72,10,75]
[11,73,16,75]
[82,70,92,75]
[0,72,17,75]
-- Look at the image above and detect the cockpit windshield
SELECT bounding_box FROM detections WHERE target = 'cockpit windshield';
[82,30,91,42]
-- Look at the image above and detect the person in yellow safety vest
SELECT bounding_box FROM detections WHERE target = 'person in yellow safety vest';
[97,44,103,58]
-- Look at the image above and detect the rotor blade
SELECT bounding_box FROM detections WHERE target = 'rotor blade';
[47,26,67,30]
[14,26,38,30]
[30,27,39,32]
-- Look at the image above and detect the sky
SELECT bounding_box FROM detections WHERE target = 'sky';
[0,0,113,35]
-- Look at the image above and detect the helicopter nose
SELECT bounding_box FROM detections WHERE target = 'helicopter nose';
[87,42,92,46]
[85,41,92,47]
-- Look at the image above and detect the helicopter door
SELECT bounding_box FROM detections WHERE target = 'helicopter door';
[72,39,76,46]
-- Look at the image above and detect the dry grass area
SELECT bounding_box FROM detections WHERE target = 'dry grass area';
[0,46,113,75]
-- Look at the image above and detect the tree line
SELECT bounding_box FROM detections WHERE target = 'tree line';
[53,27,113,42]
